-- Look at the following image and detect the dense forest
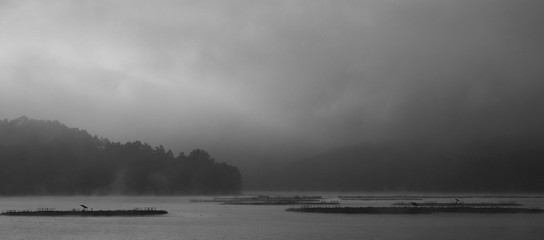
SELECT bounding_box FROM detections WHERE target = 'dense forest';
[0,116,241,195]
[247,139,544,192]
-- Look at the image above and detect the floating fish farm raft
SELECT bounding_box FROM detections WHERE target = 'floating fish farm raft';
[286,205,544,214]
[339,196,424,201]
[1,207,168,217]
[392,201,522,207]
[192,195,338,205]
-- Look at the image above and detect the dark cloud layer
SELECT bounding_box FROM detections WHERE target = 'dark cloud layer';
[1,0,543,163]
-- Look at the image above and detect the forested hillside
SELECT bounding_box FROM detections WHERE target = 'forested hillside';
[0,116,241,195]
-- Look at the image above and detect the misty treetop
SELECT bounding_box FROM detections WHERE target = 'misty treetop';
[0,116,241,195]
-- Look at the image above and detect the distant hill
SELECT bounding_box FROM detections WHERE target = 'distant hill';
[0,116,241,195]
[251,138,544,192]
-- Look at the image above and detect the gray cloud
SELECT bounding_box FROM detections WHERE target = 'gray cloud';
[1,0,543,163]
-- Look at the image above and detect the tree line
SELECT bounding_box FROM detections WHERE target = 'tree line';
[0,116,241,195]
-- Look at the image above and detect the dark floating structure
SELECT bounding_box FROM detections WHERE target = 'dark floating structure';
[392,201,522,207]
[339,196,423,201]
[286,206,544,214]
[339,195,544,200]
[192,195,337,205]
[1,207,168,217]
[222,195,337,205]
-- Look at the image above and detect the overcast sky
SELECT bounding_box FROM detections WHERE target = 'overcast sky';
[1,0,543,163]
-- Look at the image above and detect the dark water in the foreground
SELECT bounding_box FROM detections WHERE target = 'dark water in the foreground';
[1,195,544,240]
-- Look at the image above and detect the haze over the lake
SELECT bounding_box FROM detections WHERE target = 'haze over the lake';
[1,0,543,164]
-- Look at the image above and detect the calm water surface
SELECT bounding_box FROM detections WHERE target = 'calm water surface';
[1,195,544,240]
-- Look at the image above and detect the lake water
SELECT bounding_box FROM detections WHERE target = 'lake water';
[1,195,544,240]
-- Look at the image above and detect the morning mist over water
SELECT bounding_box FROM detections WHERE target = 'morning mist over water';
[1,0,544,239]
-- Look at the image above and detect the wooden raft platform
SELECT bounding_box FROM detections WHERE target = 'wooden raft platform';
[286,206,544,214]
[1,207,168,217]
